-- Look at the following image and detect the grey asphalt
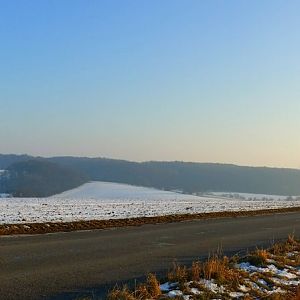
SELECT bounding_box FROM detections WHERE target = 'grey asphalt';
[1,212,300,300]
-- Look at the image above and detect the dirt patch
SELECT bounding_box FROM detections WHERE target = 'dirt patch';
[1,207,300,236]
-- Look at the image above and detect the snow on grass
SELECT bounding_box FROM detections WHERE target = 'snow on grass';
[107,237,300,299]
[159,282,178,292]
[156,246,300,298]
[167,289,184,297]
[1,181,300,224]
[237,262,298,280]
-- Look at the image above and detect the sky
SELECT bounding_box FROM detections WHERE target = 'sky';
[1,1,300,168]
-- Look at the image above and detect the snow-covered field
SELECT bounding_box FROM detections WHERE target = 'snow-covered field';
[1,181,300,224]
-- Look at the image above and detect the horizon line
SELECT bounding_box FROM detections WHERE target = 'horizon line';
[1,153,300,171]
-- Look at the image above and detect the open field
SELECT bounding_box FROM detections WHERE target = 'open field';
[2,207,300,236]
[1,182,300,225]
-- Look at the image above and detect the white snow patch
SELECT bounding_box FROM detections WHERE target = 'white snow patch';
[167,290,183,297]
[238,285,249,292]
[238,262,298,279]
[199,279,225,294]
[160,282,178,292]
[190,287,202,295]
[229,291,245,298]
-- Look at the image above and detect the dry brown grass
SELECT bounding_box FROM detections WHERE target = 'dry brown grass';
[203,254,222,280]
[292,287,300,300]
[146,273,161,298]
[294,253,300,265]
[265,294,290,300]
[256,248,269,261]
[255,248,268,264]
[108,274,161,300]
[190,261,201,281]
[271,234,299,255]
[270,242,286,256]
[107,285,136,300]
[134,284,149,300]
[247,248,269,267]
[203,255,235,283]
[269,234,300,269]
[167,262,188,283]
[287,233,297,245]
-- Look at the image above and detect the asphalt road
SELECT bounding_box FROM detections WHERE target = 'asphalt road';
[1,212,300,300]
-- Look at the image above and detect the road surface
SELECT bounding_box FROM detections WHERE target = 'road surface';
[1,212,300,299]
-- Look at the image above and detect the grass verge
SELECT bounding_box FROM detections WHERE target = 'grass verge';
[105,235,300,299]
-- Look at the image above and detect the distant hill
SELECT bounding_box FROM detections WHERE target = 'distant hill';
[0,154,32,169]
[0,159,88,197]
[49,157,300,196]
[1,154,300,196]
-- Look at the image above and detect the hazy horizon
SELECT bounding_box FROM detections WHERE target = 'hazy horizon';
[2,152,300,170]
[1,1,300,168]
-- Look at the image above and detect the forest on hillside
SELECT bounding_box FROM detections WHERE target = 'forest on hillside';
[1,154,300,197]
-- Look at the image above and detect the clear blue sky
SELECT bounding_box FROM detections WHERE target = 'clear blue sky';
[1,1,300,167]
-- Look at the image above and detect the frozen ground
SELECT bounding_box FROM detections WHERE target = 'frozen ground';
[1,181,300,224]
